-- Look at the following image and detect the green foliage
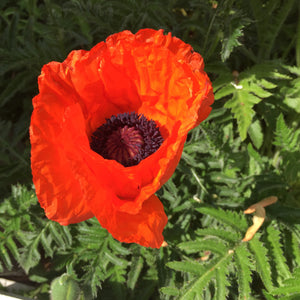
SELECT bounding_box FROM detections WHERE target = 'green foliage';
[162,206,300,299]
[0,0,300,299]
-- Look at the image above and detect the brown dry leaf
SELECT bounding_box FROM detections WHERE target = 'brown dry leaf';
[161,241,168,247]
[242,206,266,242]
[244,196,278,214]
[242,196,278,242]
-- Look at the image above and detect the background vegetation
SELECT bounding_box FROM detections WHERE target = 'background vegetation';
[0,0,300,299]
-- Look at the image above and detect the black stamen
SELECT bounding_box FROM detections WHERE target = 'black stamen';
[90,112,164,167]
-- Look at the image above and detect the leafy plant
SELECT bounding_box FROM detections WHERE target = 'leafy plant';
[0,0,299,299]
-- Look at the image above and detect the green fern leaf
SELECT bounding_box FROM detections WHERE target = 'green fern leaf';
[40,231,54,258]
[160,286,180,297]
[5,235,20,262]
[178,240,228,256]
[0,243,13,270]
[127,255,144,290]
[108,237,131,256]
[167,260,206,276]
[221,25,243,62]
[19,234,41,273]
[196,206,248,232]
[195,228,241,243]
[61,226,72,246]
[215,63,279,141]
[178,255,233,300]
[77,220,109,248]
[104,251,128,267]
[291,230,300,266]
[178,269,216,300]
[282,77,300,113]
[49,222,68,250]
[266,224,292,282]
[249,235,274,292]
[234,243,252,299]
[273,114,298,150]
[271,267,300,296]
[224,86,262,141]
[248,119,264,149]
[215,266,229,300]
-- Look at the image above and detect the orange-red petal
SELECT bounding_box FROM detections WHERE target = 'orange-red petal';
[88,193,167,248]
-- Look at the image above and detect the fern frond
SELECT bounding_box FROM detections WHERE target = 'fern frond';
[178,254,233,300]
[76,219,109,248]
[273,114,299,151]
[215,266,230,300]
[291,230,300,266]
[196,206,248,232]
[234,243,252,299]
[195,228,241,243]
[178,239,228,256]
[221,24,244,62]
[127,254,144,290]
[0,243,13,270]
[249,235,274,292]
[224,80,268,141]
[166,260,206,276]
[270,267,300,297]
[266,224,292,283]
[19,232,42,273]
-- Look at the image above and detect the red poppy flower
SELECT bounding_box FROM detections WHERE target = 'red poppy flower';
[30,29,214,248]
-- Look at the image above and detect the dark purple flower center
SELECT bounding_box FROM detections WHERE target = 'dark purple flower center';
[90,112,164,167]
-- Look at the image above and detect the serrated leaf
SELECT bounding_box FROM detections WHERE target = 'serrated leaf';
[178,254,233,300]
[195,228,241,243]
[0,243,13,270]
[160,286,180,296]
[270,267,300,296]
[291,231,300,265]
[167,260,205,275]
[234,244,252,299]
[273,114,299,151]
[108,237,130,256]
[248,119,263,149]
[104,252,127,266]
[224,88,260,141]
[41,231,54,257]
[249,236,274,291]
[61,226,72,246]
[178,240,228,256]
[49,222,67,250]
[5,235,20,261]
[196,206,248,231]
[20,236,41,273]
[221,26,243,62]
[215,266,229,300]
[127,255,143,290]
[266,224,291,283]
[214,84,235,100]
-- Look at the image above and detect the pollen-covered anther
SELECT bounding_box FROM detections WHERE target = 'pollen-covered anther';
[106,126,144,165]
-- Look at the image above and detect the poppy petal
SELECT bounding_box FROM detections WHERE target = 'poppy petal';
[88,193,168,248]
[30,63,94,225]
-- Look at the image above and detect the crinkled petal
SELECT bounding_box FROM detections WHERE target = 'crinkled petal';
[89,193,167,248]
[30,63,94,225]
